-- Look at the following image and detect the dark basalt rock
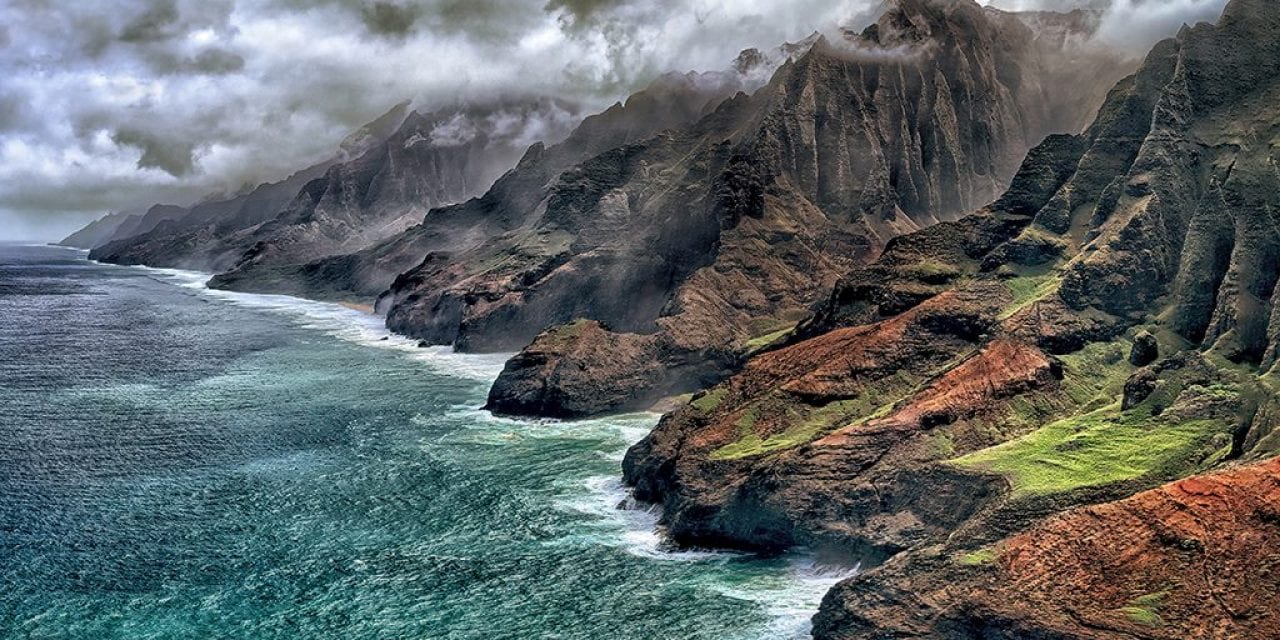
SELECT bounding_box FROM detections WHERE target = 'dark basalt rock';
[210,69,770,305]
[475,0,1132,418]
[84,103,414,273]
[622,2,1280,637]
[1129,330,1159,366]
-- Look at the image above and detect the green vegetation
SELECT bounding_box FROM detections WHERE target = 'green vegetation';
[745,324,797,353]
[954,409,1228,496]
[709,400,855,461]
[691,388,728,413]
[1000,274,1061,320]
[957,332,1264,496]
[1119,591,1169,627]
[905,260,963,284]
[928,431,956,458]
[541,319,591,347]
[1057,340,1132,409]
[710,371,921,460]
[957,547,998,566]
[974,340,1132,444]
[954,347,1239,497]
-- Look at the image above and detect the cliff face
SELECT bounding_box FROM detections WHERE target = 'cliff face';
[814,458,1280,639]
[58,210,144,250]
[189,103,560,287]
[79,102,413,272]
[205,68,767,302]
[86,163,334,272]
[622,1,1280,635]
[476,0,1131,418]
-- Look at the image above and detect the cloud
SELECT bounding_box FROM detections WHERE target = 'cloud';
[0,0,1237,241]
[361,2,420,38]
[983,0,1230,55]
[119,0,181,43]
[186,48,246,74]
[111,127,197,176]
[1094,0,1229,53]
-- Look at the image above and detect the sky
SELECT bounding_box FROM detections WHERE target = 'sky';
[0,0,1231,242]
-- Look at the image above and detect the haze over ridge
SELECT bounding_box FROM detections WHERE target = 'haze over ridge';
[0,0,1227,241]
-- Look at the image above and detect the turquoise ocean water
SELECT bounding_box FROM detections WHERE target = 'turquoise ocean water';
[0,244,853,639]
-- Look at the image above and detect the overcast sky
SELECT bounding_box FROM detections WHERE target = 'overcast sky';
[0,0,1230,242]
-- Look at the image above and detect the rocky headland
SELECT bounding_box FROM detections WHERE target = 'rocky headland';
[624,0,1280,635]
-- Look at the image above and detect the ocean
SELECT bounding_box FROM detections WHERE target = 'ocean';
[0,243,853,640]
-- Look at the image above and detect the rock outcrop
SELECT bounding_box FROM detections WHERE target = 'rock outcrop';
[88,162,335,272]
[620,0,1280,634]
[813,457,1280,639]
[207,101,572,288]
[478,0,1131,417]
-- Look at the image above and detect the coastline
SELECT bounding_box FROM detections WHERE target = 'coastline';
[59,245,853,638]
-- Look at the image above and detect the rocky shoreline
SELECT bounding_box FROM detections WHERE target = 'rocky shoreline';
[59,0,1280,636]
[623,1,1280,635]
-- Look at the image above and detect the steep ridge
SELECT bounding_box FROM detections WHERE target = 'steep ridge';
[58,209,146,249]
[475,0,1131,418]
[622,1,1280,635]
[79,101,413,272]
[814,458,1280,639]
[206,65,776,301]
[87,162,334,271]
[211,101,575,281]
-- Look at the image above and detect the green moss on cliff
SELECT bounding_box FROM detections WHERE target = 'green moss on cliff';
[957,547,998,566]
[710,400,855,461]
[974,340,1132,444]
[541,319,592,347]
[745,324,797,354]
[957,343,1244,496]
[691,388,728,413]
[1119,591,1169,627]
[1000,274,1061,320]
[1057,340,1132,409]
[955,409,1228,496]
[710,371,922,460]
[904,260,963,284]
[954,354,1238,497]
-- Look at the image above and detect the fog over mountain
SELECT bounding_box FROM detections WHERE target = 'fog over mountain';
[0,0,1228,241]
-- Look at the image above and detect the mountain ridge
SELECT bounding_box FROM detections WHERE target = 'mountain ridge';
[481,0,1134,418]
[621,1,1280,635]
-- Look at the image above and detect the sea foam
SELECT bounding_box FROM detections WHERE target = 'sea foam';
[127,265,509,382]
[114,257,857,640]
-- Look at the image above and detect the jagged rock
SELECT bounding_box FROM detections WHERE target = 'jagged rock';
[88,164,334,272]
[207,102,557,289]
[477,0,1131,417]
[1129,330,1159,366]
[58,209,146,250]
[619,3,1280,637]
[484,320,725,418]
[210,69,770,303]
[83,103,414,272]
[814,458,1280,639]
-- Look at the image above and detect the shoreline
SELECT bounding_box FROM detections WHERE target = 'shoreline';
[36,244,856,638]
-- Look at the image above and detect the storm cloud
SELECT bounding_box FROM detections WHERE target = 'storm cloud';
[0,0,1237,241]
